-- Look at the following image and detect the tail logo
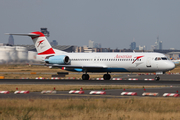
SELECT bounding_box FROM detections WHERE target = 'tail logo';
[132,56,144,64]
[37,40,45,47]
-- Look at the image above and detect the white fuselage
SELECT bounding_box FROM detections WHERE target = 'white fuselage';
[38,52,175,73]
[7,31,175,80]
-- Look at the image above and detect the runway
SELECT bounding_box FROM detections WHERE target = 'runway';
[1,74,180,85]
[0,79,180,85]
[0,74,180,99]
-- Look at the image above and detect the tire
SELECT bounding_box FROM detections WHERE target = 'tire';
[82,74,89,80]
[155,76,160,81]
[103,74,111,80]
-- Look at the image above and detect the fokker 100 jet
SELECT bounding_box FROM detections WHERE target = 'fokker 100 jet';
[6,31,175,81]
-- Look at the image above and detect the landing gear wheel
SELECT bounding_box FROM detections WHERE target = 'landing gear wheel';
[155,76,160,81]
[103,74,111,80]
[82,74,89,80]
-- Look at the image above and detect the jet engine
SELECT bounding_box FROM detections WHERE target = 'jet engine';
[45,55,70,65]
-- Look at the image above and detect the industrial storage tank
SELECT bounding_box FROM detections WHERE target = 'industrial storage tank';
[0,47,11,63]
[15,46,28,61]
[4,46,18,61]
[28,51,37,61]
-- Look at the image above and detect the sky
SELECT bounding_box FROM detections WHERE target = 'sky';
[0,0,180,50]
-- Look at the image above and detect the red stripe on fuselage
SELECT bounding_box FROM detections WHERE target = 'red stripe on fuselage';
[38,48,55,55]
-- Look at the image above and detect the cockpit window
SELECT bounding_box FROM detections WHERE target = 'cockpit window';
[155,57,161,60]
[155,57,168,60]
[161,57,167,60]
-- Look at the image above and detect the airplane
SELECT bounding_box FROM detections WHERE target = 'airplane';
[172,59,180,65]
[6,31,175,81]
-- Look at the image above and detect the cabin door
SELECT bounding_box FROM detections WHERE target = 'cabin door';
[146,57,151,67]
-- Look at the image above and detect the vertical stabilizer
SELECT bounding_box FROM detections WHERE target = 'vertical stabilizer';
[30,31,55,55]
[6,31,67,56]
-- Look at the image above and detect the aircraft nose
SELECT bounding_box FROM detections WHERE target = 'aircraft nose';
[168,62,175,70]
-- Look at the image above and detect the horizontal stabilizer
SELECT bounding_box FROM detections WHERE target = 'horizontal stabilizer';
[5,33,40,38]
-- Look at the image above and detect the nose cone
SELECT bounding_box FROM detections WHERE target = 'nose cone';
[168,61,175,70]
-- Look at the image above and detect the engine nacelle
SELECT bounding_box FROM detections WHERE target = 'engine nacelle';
[45,55,70,65]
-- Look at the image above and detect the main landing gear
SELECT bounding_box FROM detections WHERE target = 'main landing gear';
[82,74,89,80]
[103,73,111,80]
[155,76,160,81]
[81,73,111,80]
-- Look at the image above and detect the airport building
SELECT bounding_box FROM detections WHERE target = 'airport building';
[41,28,50,37]
[0,46,37,63]
[165,52,180,60]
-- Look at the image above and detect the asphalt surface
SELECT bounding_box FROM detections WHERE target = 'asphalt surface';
[0,87,179,99]
[0,79,180,85]
[0,74,180,99]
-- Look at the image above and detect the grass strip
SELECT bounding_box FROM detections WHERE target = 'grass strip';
[0,98,180,120]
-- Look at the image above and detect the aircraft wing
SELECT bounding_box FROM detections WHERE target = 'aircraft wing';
[45,64,106,69]
[28,63,106,69]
